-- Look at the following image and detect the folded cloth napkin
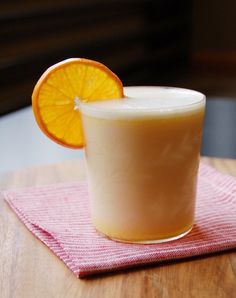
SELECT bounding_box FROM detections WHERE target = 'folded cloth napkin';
[4,163,236,278]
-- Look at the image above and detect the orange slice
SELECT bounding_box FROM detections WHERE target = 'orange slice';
[32,58,124,148]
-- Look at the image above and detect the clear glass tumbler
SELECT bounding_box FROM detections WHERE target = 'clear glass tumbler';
[81,86,205,243]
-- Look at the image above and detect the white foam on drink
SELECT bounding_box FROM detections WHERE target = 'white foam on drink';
[80,86,205,119]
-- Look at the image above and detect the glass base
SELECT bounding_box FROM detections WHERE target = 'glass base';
[99,227,193,244]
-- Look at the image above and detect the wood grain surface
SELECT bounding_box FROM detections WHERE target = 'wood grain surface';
[0,157,236,298]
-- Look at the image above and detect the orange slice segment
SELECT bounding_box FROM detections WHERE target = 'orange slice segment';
[32,58,124,148]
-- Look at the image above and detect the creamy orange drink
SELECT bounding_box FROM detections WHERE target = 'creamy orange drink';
[81,87,205,243]
[31,59,205,244]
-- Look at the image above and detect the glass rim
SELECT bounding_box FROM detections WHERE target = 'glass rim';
[80,86,206,119]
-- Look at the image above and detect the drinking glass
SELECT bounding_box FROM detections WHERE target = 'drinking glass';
[81,87,206,243]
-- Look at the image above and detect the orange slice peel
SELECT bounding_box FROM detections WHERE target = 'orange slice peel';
[32,58,124,148]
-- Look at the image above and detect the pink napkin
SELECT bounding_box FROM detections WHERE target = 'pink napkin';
[4,163,236,278]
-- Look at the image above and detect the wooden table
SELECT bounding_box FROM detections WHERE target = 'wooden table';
[1,157,236,298]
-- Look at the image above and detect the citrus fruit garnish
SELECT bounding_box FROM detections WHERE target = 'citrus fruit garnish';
[32,58,124,148]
